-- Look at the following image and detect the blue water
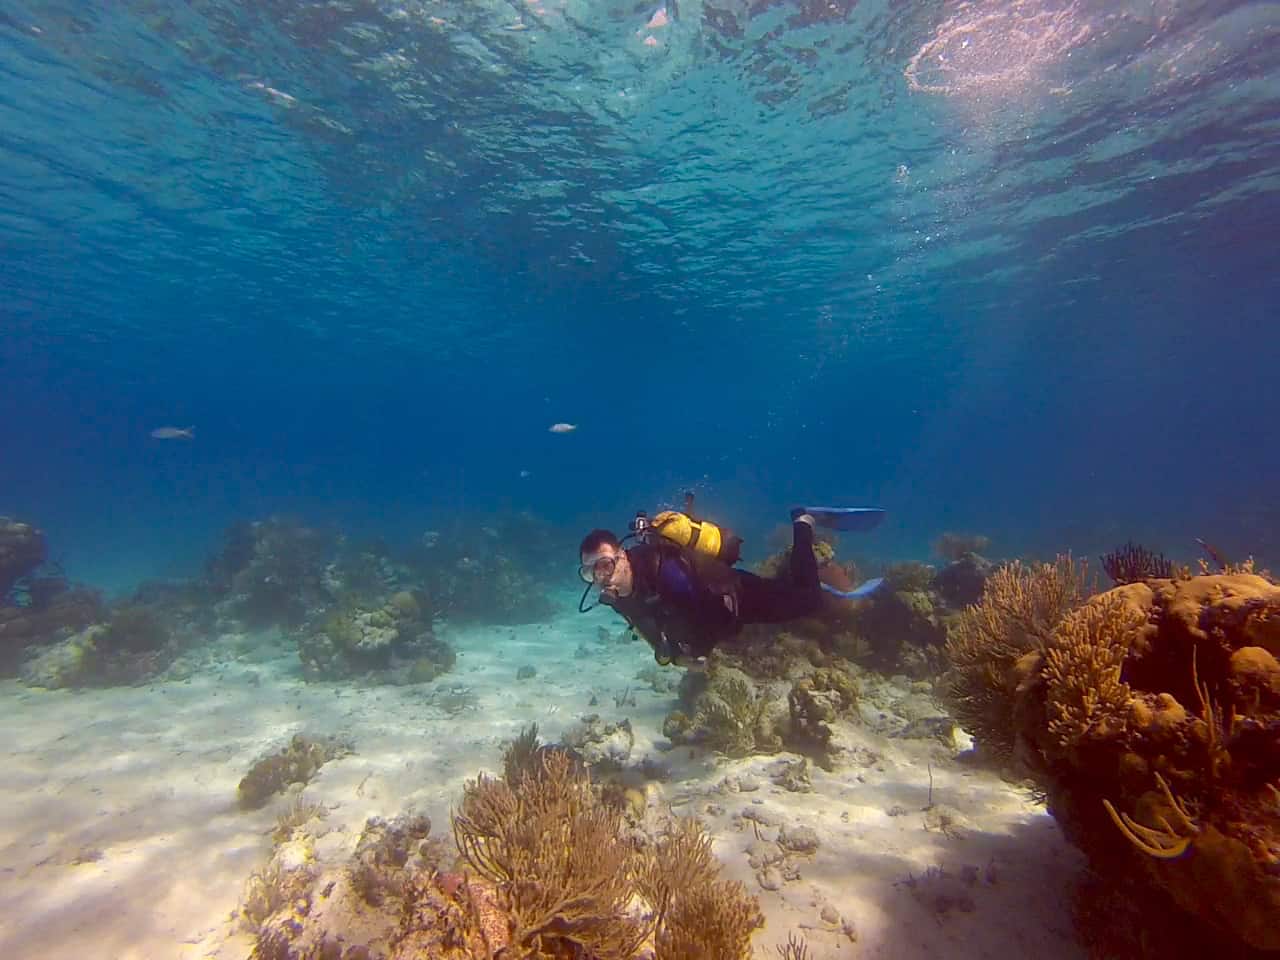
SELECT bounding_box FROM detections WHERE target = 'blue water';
[2,0,1278,594]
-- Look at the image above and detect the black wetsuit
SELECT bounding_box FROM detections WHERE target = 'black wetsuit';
[602,520,823,664]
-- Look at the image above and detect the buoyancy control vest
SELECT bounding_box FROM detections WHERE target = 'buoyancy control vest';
[648,510,744,567]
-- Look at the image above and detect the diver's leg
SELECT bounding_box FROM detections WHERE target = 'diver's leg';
[789,515,821,591]
[735,519,823,624]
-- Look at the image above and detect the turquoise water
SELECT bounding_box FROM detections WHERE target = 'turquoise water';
[3,1,1277,585]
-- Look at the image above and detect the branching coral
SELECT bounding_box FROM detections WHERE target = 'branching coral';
[635,817,763,960]
[1100,541,1173,585]
[943,554,1092,758]
[1043,594,1147,751]
[695,674,782,757]
[453,749,649,959]
[501,722,542,785]
[452,736,764,960]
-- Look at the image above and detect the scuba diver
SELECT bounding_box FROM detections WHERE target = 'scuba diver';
[577,495,886,667]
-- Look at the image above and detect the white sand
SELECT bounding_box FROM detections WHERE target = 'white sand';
[0,598,1087,960]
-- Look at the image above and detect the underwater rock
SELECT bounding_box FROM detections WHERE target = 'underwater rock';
[0,517,46,600]
[238,734,355,811]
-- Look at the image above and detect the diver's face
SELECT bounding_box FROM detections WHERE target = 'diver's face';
[581,543,633,598]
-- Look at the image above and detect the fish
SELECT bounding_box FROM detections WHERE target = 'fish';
[519,469,531,478]
[150,426,194,440]
[548,422,577,433]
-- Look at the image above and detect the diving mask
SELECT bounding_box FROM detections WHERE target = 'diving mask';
[578,553,619,585]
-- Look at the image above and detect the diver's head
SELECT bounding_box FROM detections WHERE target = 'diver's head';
[578,529,634,599]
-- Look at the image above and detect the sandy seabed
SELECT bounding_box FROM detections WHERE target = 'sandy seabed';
[0,599,1087,960]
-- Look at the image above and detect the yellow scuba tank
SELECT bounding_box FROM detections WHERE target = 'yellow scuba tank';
[650,509,743,567]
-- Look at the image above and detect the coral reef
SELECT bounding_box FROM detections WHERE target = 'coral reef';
[857,581,950,678]
[665,662,786,757]
[452,748,763,959]
[237,734,354,811]
[883,561,937,594]
[405,513,561,626]
[946,570,1280,957]
[248,810,442,956]
[297,588,453,683]
[245,729,763,960]
[0,516,110,675]
[18,603,180,688]
[433,553,555,625]
[206,517,333,629]
[347,813,436,908]
[0,584,104,674]
[942,554,1092,761]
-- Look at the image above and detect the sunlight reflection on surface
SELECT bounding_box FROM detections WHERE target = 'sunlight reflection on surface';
[905,0,1094,97]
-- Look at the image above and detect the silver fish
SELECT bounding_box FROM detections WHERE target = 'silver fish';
[150,426,194,440]
[548,422,577,433]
